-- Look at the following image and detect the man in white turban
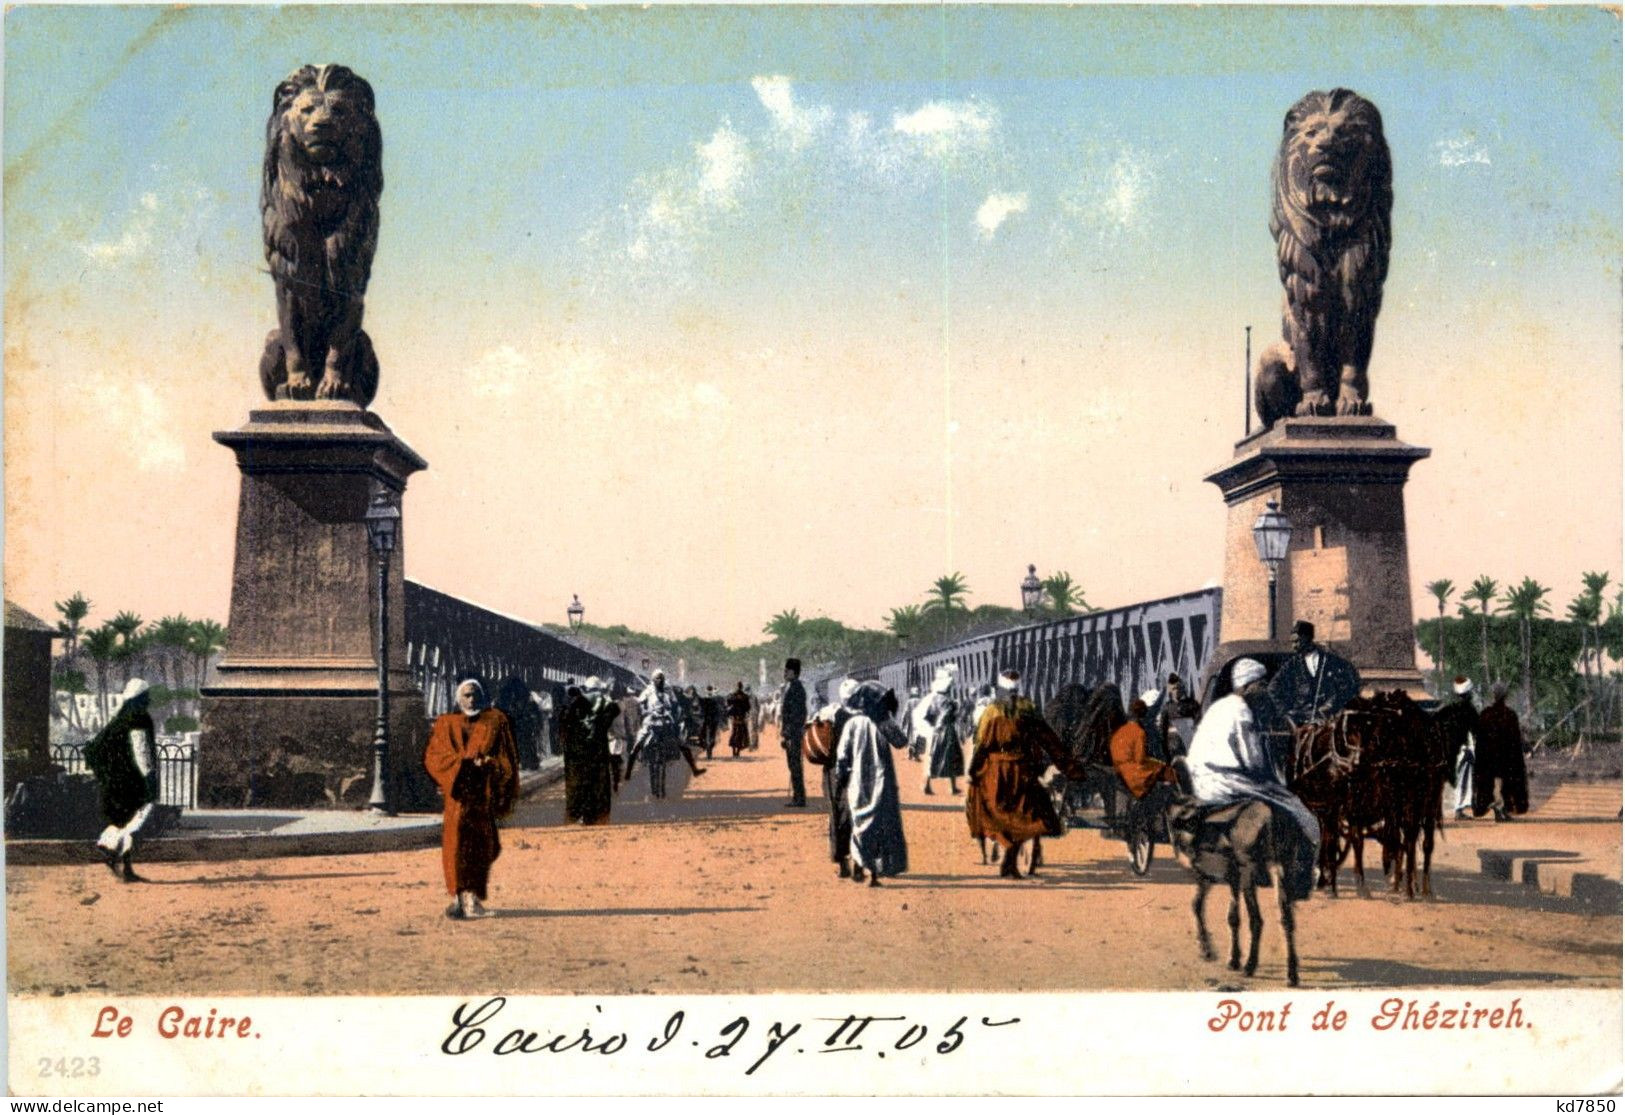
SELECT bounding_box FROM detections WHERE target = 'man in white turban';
[1184,658,1320,899]
[918,666,964,795]
[85,678,159,882]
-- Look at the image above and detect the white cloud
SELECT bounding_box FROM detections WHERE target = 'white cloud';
[691,381,729,410]
[752,75,832,151]
[87,375,185,472]
[618,122,755,269]
[1436,134,1491,168]
[696,125,750,204]
[976,191,1029,240]
[595,85,1012,272]
[79,183,219,273]
[892,100,997,160]
[468,345,532,399]
[82,193,160,265]
[1061,146,1160,237]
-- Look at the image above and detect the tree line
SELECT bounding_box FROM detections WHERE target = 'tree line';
[1418,572,1621,738]
[50,592,227,736]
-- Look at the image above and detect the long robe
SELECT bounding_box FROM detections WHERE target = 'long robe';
[726,690,752,753]
[562,693,620,824]
[1185,693,1320,899]
[810,705,855,863]
[1109,719,1172,799]
[84,700,159,829]
[1473,699,1530,816]
[835,714,908,877]
[635,685,684,764]
[966,698,1068,848]
[921,692,964,778]
[424,708,520,899]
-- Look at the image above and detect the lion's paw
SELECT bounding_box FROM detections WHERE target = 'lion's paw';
[1294,391,1333,417]
[1336,394,1371,417]
[315,372,351,400]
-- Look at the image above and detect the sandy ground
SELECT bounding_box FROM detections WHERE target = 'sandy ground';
[7,732,1620,997]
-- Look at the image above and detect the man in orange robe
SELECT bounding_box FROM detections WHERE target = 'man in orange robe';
[1110,693,1178,799]
[968,669,1081,878]
[424,679,520,919]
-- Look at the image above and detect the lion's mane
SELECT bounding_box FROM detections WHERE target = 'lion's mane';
[1255,88,1392,427]
[259,64,383,408]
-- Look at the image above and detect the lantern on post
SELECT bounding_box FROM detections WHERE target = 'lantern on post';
[362,488,401,814]
[567,594,585,633]
[1250,500,1293,643]
[1020,564,1044,617]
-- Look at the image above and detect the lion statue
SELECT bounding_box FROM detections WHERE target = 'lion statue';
[1254,88,1392,427]
[259,64,383,408]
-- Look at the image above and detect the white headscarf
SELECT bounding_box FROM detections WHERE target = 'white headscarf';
[456,679,485,716]
[1230,658,1267,689]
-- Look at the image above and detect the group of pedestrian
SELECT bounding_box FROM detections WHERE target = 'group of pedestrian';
[86,610,1538,923]
[1446,677,1530,822]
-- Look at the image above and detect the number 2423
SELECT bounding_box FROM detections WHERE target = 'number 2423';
[39,1057,100,1078]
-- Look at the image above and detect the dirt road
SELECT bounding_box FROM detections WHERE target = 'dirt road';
[7,737,1619,996]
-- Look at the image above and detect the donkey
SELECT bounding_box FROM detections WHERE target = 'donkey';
[1174,796,1312,987]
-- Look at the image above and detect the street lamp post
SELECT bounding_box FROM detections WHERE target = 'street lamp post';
[1250,500,1293,643]
[1020,564,1044,617]
[567,594,585,633]
[363,489,401,814]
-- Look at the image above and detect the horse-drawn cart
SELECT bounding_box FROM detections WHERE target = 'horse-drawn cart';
[1048,763,1182,875]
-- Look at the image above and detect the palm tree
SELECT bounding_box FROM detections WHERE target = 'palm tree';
[1566,592,1601,735]
[187,619,227,695]
[81,625,119,723]
[885,604,924,642]
[1461,575,1499,691]
[153,614,194,695]
[1501,577,1551,721]
[1425,578,1454,695]
[1041,572,1089,615]
[1582,571,1612,689]
[923,573,970,613]
[763,609,803,645]
[107,611,143,682]
[53,591,91,661]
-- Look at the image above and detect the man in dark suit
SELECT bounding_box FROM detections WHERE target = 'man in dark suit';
[1267,620,1362,725]
[776,658,808,807]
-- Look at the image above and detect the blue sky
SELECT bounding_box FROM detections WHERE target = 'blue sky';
[4,6,1620,644]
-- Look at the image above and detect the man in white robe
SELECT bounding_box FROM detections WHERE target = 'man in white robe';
[835,681,908,885]
[1185,658,1320,899]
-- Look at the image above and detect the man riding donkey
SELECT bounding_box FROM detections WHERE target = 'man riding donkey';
[1182,657,1322,902]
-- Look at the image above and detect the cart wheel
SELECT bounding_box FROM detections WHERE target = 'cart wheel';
[1128,816,1154,875]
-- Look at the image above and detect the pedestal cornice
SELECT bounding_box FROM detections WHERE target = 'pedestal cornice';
[213,400,427,489]
[1205,416,1430,504]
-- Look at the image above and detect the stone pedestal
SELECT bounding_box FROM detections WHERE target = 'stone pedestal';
[199,402,433,809]
[1204,416,1430,694]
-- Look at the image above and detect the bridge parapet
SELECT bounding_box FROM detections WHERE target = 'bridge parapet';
[404,581,640,717]
[861,587,1223,710]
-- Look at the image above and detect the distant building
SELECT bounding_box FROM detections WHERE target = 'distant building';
[4,601,59,791]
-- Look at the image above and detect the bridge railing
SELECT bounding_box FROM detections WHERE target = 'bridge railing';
[403,580,641,721]
[860,587,1223,709]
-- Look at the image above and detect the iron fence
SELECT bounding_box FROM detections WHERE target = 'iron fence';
[50,738,198,810]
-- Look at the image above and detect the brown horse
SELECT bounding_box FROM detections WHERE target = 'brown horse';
[1288,701,1397,897]
[1372,691,1473,899]
[1289,692,1471,899]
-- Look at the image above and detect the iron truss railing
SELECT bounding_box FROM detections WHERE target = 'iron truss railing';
[863,587,1223,709]
[404,581,641,718]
